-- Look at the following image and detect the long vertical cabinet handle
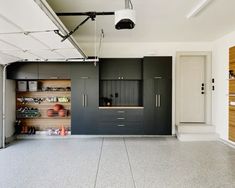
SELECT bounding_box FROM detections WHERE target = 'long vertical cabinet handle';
[85,94,88,107]
[82,94,85,107]
[156,94,158,107]
[158,94,161,107]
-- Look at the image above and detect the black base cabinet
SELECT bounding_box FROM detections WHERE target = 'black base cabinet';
[97,109,144,134]
[143,57,172,135]
[71,63,99,134]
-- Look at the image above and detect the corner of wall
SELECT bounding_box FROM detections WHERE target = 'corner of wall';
[212,30,235,141]
[0,65,3,148]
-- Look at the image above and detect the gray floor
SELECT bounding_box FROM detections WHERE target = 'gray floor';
[0,138,235,188]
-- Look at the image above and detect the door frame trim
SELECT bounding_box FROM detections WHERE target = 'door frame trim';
[176,51,212,125]
[0,65,3,148]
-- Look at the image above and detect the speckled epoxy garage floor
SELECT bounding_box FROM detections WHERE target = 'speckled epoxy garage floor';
[0,137,235,188]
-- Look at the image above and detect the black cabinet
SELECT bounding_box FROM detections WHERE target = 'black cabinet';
[143,57,172,79]
[7,62,71,80]
[71,63,99,134]
[143,57,172,135]
[98,109,143,134]
[7,62,38,79]
[70,63,98,79]
[38,62,70,79]
[100,58,142,80]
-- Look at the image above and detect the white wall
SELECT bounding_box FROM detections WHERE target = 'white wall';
[81,42,213,134]
[81,42,213,58]
[0,65,3,148]
[212,30,235,143]
[5,79,16,139]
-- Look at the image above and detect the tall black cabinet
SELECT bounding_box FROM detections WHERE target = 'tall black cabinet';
[71,63,99,134]
[143,57,172,135]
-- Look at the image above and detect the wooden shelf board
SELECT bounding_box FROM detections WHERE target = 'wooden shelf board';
[16,91,71,94]
[16,102,71,106]
[17,117,71,119]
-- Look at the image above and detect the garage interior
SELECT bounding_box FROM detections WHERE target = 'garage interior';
[1,0,235,187]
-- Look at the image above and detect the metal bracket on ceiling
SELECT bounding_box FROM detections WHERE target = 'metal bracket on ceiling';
[56,11,114,17]
[54,11,114,42]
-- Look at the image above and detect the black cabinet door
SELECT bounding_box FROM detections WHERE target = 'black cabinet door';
[7,62,38,80]
[156,78,172,134]
[70,63,98,79]
[143,57,172,135]
[71,63,99,134]
[143,78,156,133]
[100,58,142,80]
[71,78,99,134]
[118,59,142,80]
[144,78,172,135]
[99,59,120,80]
[143,57,172,79]
[38,63,70,79]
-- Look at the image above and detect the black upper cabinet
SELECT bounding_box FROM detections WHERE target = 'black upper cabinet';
[143,57,172,79]
[7,62,38,80]
[38,62,70,79]
[100,58,142,80]
[70,63,98,79]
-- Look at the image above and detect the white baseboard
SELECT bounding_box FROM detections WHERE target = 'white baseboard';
[218,138,235,149]
[176,132,218,141]
[16,132,177,140]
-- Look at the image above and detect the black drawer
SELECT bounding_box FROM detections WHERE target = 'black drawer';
[99,109,143,122]
[97,122,143,134]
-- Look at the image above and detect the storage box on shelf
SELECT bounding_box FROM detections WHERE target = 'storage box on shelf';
[16,80,71,133]
[229,46,235,141]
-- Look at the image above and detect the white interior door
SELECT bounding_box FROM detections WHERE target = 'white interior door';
[179,56,205,123]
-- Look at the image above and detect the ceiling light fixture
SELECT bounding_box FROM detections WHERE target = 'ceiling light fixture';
[115,0,136,30]
[186,0,214,19]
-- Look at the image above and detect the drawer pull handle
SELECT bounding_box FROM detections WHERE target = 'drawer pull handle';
[117,111,125,113]
[117,117,125,120]
[117,124,125,127]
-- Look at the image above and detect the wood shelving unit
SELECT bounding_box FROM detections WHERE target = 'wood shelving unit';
[229,46,235,141]
[16,80,71,131]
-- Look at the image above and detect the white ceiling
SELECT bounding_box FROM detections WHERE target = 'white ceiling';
[1,0,235,64]
[0,0,85,64]
[46,0,235,43]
